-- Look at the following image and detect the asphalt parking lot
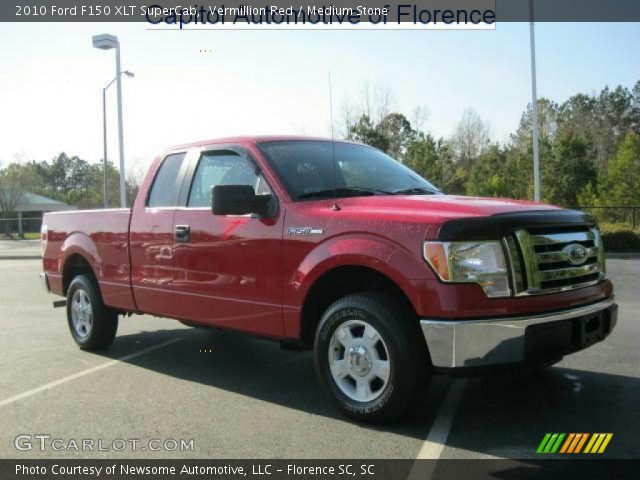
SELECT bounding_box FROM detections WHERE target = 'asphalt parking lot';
[0,256,638,459]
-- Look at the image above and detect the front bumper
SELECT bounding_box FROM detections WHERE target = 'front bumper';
[421,298,617,369]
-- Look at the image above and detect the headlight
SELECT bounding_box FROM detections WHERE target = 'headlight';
[423,241,511,298]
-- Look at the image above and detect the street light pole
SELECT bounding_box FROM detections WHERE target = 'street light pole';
[93,34,129,208]
[102,87,108,208]
[529,0,541,202]
[100,71,134,209]
[114,43,126,208]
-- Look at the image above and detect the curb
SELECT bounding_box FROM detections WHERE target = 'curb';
[0,255,42,260]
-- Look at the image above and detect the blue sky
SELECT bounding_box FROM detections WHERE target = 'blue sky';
[1,22,638,172]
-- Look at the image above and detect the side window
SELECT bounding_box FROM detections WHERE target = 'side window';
[147,153,186,207]
[188,151,271,208]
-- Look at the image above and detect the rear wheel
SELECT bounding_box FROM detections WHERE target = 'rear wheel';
[66,274,118,350]
[314,293,430,423]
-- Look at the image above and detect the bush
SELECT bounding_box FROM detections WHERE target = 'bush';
[598,223,640,252]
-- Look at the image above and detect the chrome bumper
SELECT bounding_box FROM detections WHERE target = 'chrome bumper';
[421,298,617,369]
[39,272,50,293]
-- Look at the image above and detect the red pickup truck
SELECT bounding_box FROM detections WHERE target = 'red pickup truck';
[41,136,617,422]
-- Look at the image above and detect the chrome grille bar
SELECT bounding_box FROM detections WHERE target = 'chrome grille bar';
[529,231,595,245]
[539,263,599,281]
[536,246,598,264]
[507,227,605,296]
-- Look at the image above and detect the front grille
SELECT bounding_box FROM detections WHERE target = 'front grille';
[505,227,605,296]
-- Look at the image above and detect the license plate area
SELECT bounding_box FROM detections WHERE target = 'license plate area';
[572,312,606,348]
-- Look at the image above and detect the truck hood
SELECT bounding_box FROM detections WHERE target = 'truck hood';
[335,194,562,222]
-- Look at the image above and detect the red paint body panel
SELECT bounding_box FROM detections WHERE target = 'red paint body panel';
[42,136,613,342]
[171,208,284,337]
[42,209,135,311]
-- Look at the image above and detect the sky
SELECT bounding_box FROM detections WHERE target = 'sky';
[1,22,639,174]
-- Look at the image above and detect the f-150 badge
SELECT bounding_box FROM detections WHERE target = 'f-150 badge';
[287,227,324,236]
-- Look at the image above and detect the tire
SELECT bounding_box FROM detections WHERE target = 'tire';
[314,293,430,423]
[66,274,118,350]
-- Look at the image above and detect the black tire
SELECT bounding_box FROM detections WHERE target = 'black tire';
[314,293,430,423]
[66,274,118,350]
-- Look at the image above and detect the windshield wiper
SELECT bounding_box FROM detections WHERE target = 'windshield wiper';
[393,187,439,195]
[297,187,394,200]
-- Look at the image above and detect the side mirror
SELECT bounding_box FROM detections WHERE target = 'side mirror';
[212,185,273,217]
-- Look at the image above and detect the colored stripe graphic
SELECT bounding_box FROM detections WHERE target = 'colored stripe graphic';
[550,433,565,453]
[567,433,583,453]
[598,434,614,453]
[584,434,598,453]
[537,433,552,453]
[574,434,588,453]
[584,433,614,454]
[537,433,565,453]
[538,433,613,454]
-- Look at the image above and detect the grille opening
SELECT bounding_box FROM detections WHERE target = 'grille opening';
[534,240,594,253]
[526,225,592,235]
[538,256,598,272]
[512,226,603,295]
[539,272,600,290]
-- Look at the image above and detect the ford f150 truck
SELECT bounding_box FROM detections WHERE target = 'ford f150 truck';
[41,136,617,422]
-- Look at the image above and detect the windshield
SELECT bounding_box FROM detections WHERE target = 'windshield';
[257,140,440,201]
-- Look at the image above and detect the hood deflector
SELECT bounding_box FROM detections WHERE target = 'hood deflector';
[436,210,596,241]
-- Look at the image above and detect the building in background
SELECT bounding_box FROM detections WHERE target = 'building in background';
[0,190,75,237]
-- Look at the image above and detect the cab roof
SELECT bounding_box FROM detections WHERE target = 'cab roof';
[168,135,361,151]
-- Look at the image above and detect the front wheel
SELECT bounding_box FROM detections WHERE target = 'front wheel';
[314,293,430,423]
[66,274,118,350]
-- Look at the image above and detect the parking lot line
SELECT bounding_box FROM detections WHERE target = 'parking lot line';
[0,338,183,408]
[416,379,467,459]
[405,380,467,480]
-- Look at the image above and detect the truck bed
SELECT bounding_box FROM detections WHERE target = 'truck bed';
[42,208,135,311]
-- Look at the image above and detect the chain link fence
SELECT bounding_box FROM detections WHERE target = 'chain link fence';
[570,206,639,229]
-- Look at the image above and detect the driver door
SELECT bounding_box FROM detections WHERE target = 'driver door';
[172,148,284,337]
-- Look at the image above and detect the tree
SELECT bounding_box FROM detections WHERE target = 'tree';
[346,115,390,152]
[404,133,463,193]
[510,98,558,152]
[578,131,640,215]
[467,145,510,198]
[503,147,534,200]
[0,161,38,234]
[341,81,395,138]
[450,108,490,168]
[376,113,415,160]
[557,85,640,174]
[126,157,147,206]
[542,132,595,207]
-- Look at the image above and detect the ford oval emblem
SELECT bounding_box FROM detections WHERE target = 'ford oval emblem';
[563,243,588,266]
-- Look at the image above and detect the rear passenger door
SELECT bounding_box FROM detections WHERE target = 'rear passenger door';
[171,147,284,336]
[130,152,188,317]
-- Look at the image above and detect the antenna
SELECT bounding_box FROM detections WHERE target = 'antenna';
[328,71,340,211]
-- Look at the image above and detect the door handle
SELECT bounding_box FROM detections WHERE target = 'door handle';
[174,224,191,243]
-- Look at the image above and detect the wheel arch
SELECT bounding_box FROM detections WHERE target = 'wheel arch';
[299,264,418,346]
[59,232,101,295]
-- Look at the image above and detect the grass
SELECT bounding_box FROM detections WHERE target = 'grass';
[0,232,40,240]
